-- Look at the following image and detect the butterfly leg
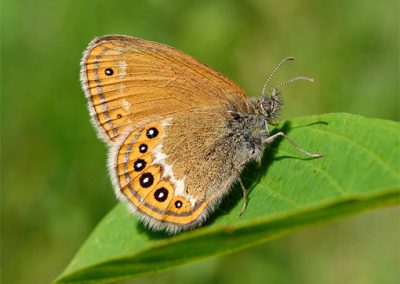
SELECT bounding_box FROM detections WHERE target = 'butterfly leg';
[264,132,323,158]
[238,178,248,217]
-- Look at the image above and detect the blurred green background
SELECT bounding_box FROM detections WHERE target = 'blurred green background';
[1,0,399,283]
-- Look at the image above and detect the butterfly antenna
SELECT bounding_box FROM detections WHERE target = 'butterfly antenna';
[261,56,295,97]
[273,76,314,90]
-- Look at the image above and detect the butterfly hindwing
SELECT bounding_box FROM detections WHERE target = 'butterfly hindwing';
[81,35,249,143]
[110,119,215,233]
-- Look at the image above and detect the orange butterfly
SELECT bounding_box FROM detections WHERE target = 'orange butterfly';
[80,35,321,234]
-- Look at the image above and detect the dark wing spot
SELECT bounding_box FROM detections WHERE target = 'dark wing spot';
[105,68,114,76]
[134,159,146,172]
[139,173,154,188]
[146,127,159,139]
[139,143,148,153]
[154,187,168,202]
[174,200,183,208]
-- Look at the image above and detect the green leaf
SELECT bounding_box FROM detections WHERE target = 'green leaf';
[55,113,400,284]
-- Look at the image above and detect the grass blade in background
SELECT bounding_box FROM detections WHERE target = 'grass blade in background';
[55,113,400,283]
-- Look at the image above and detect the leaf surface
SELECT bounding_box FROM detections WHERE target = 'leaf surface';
[55,113,400,283]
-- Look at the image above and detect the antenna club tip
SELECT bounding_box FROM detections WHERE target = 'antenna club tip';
[287,56,295,61]
[308,77,315,83]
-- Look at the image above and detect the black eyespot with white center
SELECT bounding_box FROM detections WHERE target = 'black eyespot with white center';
[105,68,114,76]
[139,173,154,188]
[117,113,122,119]
[154,187,168,202]
[134,159,146,172]
[146,127,159,139]
[175,200,183,209]
[139,144,148,153]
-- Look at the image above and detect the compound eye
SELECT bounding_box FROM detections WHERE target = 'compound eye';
[262,99,272,112]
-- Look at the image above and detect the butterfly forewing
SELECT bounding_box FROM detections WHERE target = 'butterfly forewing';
[81,35,248,143]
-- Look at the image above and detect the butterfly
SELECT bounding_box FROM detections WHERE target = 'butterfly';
[80,35,322,234]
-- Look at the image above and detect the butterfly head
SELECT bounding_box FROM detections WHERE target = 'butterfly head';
[229,61,313,161]
[256,56,314,124]
[258,88,283,124]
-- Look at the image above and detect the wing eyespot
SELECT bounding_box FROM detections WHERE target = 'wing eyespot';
[133,159,146,171]
[174,200,183,209]
[146,127,159,139]
[105,68,114,76]
[154,187,169,202]
[139,143,148,153]
[139,172,154,188]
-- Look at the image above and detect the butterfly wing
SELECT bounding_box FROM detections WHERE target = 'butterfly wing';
[109,110,242,233]
[81,35,249,143]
